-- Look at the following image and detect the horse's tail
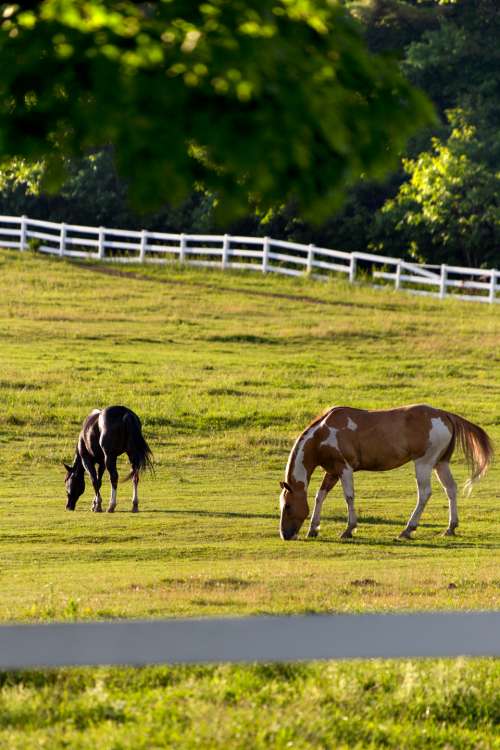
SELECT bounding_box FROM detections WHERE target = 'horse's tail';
[444,411,493,495]
[124,412,154,480]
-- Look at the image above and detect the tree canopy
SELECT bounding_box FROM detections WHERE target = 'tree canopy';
[376,0,500,266]
[0,0,433,218]
[302,0,500,267]
[3,1,497,269]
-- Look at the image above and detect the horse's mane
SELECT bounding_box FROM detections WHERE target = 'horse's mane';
[303,406,337,432]
[285,407,336,482]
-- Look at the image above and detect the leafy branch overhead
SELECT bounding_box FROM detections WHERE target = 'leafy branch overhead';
[0,1,434,218]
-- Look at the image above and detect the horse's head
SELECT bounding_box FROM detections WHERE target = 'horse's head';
[64,462,85,510]
[279,481,309,540]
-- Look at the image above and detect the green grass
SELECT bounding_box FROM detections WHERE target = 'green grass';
[0,250,499,748]
[1,660,498,749]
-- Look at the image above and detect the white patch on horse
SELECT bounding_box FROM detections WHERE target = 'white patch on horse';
[320,426,339,450]
[90,408,101,416]
[308,488,327,532]
[347,417,357,431]
[340,465,357,531]
[108,485,117,512]
[279,491,286,511]
[426,417,452,462]
[287,423,320,486]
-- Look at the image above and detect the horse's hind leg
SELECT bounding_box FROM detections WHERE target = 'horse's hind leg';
[399,459,432,539]
[435,461,458,536]
[307,473,338,538]
[131,470,139,513]
[126,451,140,513]
[340,466,357,539]
[105,454,119,513]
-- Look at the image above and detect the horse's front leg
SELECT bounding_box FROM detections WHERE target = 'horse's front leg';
[82,457,103,513]
[340,466,357,539]
[91,461,105,512]
[307,473,338,538]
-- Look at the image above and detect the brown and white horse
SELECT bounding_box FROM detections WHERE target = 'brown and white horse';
[279,404,493,540]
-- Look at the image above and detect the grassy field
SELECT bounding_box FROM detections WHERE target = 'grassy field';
[1,660,498,749]
[0,249,498,748]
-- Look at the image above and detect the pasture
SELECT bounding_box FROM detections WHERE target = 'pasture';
[0,249,498,748]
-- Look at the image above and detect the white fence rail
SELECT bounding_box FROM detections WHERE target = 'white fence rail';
[1,214,498,304]
[0,612,499,670]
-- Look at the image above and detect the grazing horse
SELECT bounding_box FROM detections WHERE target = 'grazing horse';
[279,404,493,541]
[64,406,153,512]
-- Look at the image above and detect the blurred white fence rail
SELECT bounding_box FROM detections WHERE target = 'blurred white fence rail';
[0,612,499,670]
[1,214,498,304]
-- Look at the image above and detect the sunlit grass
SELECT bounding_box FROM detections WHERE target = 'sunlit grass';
[0,660,498,749]
[0,250,498,748]
[1,250,498,620]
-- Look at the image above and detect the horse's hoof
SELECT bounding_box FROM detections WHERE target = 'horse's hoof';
[131,506,139,513]
[398,529,414,540]
[94,507,103,513]
[307,529,318,538]
[340,529,353,540]
[107,507,115,513]
[443,528,456,537]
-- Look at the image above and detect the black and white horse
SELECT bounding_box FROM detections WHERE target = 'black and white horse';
[64,406,153,512]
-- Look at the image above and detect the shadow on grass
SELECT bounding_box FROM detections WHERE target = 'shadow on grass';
[321,514,408,528]
[145,510,439,527]
[309,535,498,550]
[79,262,401,313]
[147,508,277,520]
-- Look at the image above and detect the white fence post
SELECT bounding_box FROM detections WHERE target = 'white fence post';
[139,229,147,263]
[262,236,270,273]
[98,227,105,259]
[395,261,402,290]
[488,270,496,304]
[349,253,357,283]
[222,233,230,270]
[439,264,447,299]
[307,244,314,275]
[59,222,66,257]
[179,233,186,263]
[19,215,27,251]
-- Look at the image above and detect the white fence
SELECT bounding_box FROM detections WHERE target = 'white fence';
[0,612,499,669]
[1,214,498,303]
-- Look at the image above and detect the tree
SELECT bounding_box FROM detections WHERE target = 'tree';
[371,1,500,266]
[375,111,500,267]
[0,148,215,232]
[402,0,500,122]
[317,1,500,266]
[0,1,433,219]
[346,0,445,56]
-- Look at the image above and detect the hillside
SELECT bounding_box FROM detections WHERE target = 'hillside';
[0,250,498,621]
[0,250,499,749]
